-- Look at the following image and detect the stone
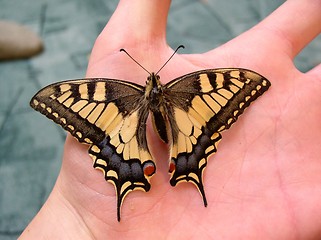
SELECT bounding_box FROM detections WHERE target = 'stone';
[0,21,43,60]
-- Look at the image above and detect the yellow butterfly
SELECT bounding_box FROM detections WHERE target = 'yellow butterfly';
[30,46,270,221]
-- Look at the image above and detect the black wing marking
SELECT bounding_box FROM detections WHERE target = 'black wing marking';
[30,78,156,221]
[164,68,271,205]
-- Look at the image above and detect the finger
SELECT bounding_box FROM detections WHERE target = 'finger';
[93,0,170,52]
[254,0,321,59]
[87,0,170,78]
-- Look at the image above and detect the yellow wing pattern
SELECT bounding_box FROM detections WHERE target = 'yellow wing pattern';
[30,78,156,221]
[164,69,270,205]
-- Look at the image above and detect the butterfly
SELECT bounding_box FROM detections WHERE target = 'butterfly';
[30,46,271,221]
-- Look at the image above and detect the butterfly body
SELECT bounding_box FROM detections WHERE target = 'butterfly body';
[30,67,270,221]
[145,72,170,143]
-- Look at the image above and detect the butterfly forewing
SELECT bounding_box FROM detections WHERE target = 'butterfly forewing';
[164,69,270,204]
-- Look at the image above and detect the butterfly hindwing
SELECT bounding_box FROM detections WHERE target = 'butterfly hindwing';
[30,78,156,221]
[164,68,270,204]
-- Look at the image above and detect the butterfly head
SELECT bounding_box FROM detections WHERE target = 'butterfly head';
[145,72,164,108]
[148,72,161,87]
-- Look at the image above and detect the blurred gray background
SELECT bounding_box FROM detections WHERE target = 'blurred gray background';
[0,0,320,238]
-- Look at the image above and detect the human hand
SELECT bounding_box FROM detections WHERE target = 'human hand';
[20,0,321,239]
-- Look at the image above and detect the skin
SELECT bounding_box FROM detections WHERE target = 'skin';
[20,0,321,239]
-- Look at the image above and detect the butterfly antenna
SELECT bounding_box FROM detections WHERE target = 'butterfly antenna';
[156,45,185,75]
[120,48,151,75]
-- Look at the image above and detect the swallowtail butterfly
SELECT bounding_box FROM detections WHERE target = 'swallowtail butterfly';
[30,46,270,221]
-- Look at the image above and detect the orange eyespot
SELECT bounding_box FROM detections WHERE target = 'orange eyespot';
[143,161,156,176]
[169,160,176,173]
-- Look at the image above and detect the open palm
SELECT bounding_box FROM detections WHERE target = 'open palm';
[20,0,321,239]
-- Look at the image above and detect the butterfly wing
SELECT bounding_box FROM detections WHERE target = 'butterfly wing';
[30,78,156,221]
[164,68,271,205]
